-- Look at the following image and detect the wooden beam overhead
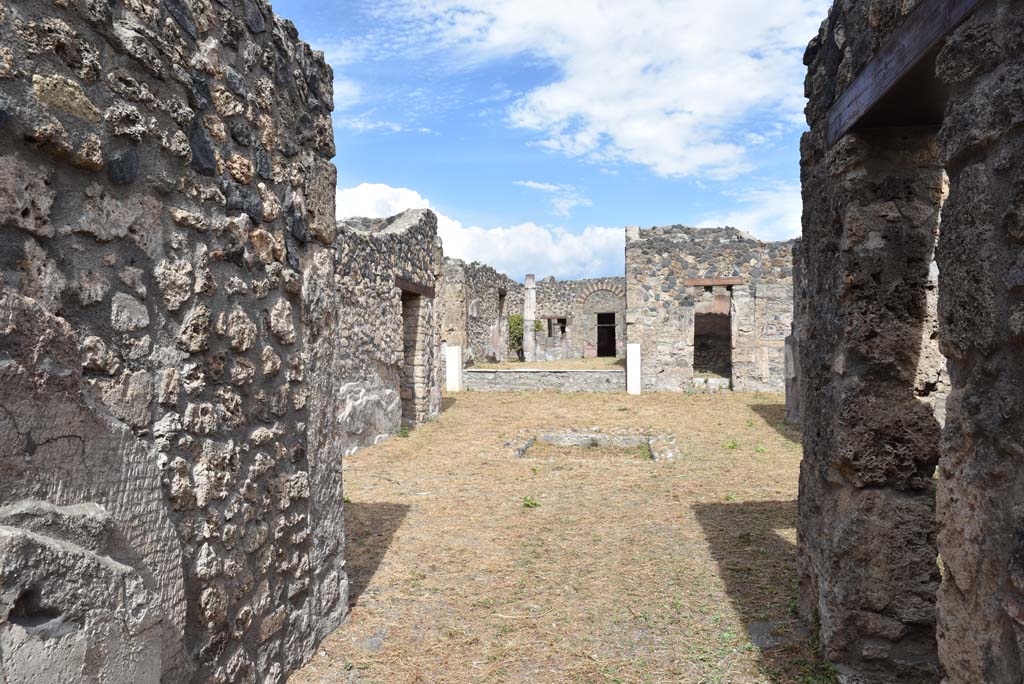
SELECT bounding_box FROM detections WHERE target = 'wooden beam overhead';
[826,0,984,146]
[684,277,745,287]
[396,276,435,299]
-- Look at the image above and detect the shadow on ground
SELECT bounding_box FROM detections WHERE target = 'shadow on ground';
[344,501,410,606]
[693,500,834,683]
[441,396,457,412]
[750,404,802,444]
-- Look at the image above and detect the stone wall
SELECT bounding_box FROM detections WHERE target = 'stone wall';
[464,369,626,393]
[934,2,1024,680]
[438,258,468,350]
[467,260,522,363]
[529,276,626,360]
[624,225,794,392]
[0,2,442,682]
[784,240,803,424]
[438,258,522,366]
[335,212,444,430]
[797,1,952,681]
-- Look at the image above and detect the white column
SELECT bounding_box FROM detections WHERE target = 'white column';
[627,343,642,395]
[523,274,537,362]
[445,345,464,392]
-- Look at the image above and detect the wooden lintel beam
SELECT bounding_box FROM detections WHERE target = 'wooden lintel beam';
[684,277,745,287]
[396,276,435,299]
[826,0,983,146]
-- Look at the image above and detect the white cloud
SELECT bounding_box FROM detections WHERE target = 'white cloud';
[441,221,623,280]
[514,180,593,217]
[336,117,407,133]
[514,180,564,193]
[332,78,364,110]
[551,197,592,217]
[336,183,432,219]
[380,0,829,179]
[335,182,623,279]
[701,182,803,241]
[334,117,437,134]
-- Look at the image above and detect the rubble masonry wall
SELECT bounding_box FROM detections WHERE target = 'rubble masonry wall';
[934,1,1024,680]
[438,258,522,365]
[533,276,626,360]
[798,0,955,681]
[0,2,442,682]
[625,225,794,392]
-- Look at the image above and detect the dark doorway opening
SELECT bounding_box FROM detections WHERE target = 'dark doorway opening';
[693,297,732,379]
[597,312,616,357]
[401,291,423,426]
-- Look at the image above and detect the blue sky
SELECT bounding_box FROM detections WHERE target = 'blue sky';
[274,0,832,279]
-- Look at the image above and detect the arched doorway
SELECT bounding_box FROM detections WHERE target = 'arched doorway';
[580,288,625,358]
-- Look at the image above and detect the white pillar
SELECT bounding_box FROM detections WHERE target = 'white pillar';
[523,274,537,362]
[627,343,642,395]
[445,345,464,392]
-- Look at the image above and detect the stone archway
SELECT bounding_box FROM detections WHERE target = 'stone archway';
[576,283,626,358]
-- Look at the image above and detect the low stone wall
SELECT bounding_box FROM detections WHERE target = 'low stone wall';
[464,369,626,393]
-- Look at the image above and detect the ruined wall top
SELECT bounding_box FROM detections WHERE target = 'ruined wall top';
[455,259,523,291]
[534,276,626,318]
[626,225,795,285]
[339,210,440,239]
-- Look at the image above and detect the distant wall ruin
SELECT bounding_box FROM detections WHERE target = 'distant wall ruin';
[527,276,626,361]
[437,261,628,368]
[0,1,442,682]
[624,226,794,393]
[438,258,522,366]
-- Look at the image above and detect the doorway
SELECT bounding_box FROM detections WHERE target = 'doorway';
[693,291,732,379]
[401,291,424,426]
[597,313,617,357]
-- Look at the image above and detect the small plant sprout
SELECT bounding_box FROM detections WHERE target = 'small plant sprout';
[723,439,738,450]
[755,445,767,454]
[397,425,411,438]
[522,496,541,509]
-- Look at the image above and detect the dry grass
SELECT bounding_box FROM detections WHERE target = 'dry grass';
[471,357,626,371]
[289,392,834,684]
